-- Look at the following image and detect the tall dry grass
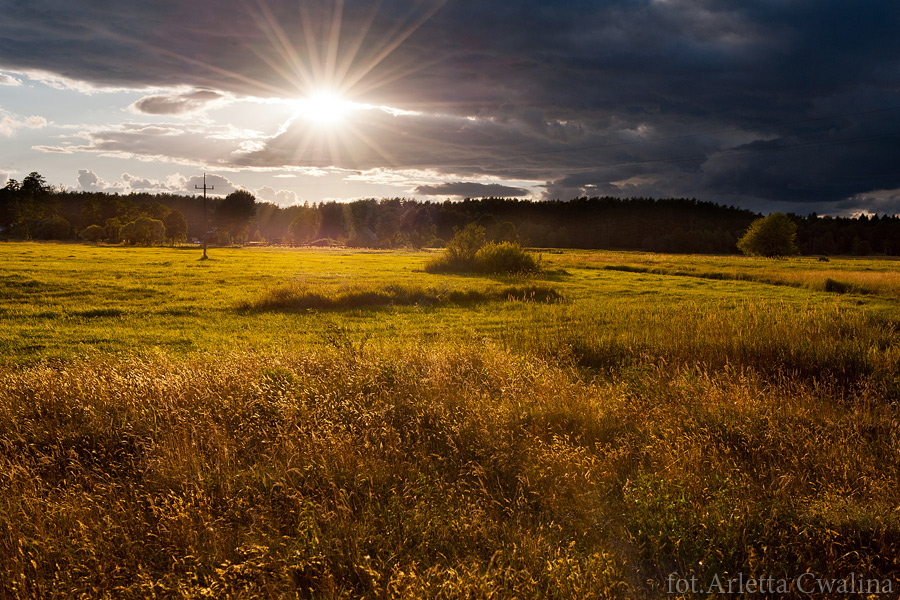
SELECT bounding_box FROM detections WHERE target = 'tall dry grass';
[1,327,899,597]
[505,298,900,391]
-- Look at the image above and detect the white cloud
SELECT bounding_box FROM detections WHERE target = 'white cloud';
[165,173,188,190]
[0,73,22,86]
[121,172,157,190]
[255,185,277,201]
[235,140,267,154]
[0,114,48,137]
[83,171,237,196]
[12,68,145,94]
[33,121,270,170]
[76,169,233,195]
[255,184,300,206]
[77,169,126,192]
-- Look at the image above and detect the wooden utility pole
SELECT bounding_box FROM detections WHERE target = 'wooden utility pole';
[195,173,214,259]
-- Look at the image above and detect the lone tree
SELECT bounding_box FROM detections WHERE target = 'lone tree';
[737,212,799,257]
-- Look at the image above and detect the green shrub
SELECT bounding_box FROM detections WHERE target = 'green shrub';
[446,223,486,264]
[475,241,541,273]
[737,213,799,257]
[79,224,107,243]
[426,225,541,274]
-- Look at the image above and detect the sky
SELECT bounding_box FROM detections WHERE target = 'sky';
[1,0,900,215]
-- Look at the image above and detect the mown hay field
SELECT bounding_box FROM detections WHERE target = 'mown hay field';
[1,241,899,598]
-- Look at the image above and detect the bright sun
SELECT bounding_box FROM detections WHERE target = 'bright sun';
[293,91,352,126]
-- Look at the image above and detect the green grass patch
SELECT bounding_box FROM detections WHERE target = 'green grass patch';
[238,280,562,312]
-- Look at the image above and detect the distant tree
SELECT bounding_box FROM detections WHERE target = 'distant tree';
[852,236,873,256]
[737,213,799,257]
[374,199,401,246]
[142,201,171,221]
[493,221,520,243]
[0,179,19,231]
[20,171,49,200]
[317,201,348,240]
[393,204,435,249]
[289,205,321,245]
[4,172,53,237]
[163,209,188,245]
[215,190,257,243]
[105,217,122,244]
[32,215,73,240]
[79,224,106,242]
[121,217,165,246]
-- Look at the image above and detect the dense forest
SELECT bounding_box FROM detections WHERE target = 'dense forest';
[2,172,898,255]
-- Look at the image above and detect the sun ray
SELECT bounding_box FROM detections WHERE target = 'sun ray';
[339,0,449,95]
[332,2,382,97]
[298,2,325,87]
[324,0,344,90]
[247,0,315,92]
[143,0,456,172]
[341,119,404,169]
[142,42,292,97]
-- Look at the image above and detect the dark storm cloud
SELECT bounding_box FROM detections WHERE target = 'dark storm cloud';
[3,0,900,212]
[414,182,530,198]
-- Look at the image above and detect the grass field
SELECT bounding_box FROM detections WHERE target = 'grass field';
[1,241,899,598]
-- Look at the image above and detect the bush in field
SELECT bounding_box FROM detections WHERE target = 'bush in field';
[121,217,165,246]
[475,241,541,273]
[446,223,486,264]
[79,224,106,242]
[426,224,541,274]
[737,212,799,257]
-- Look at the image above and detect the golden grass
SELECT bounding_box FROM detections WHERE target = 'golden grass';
[555,250,900,299]
[2,243,900,597]
[1,336,898,597]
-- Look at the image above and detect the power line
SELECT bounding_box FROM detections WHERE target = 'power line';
[195,173,214,260]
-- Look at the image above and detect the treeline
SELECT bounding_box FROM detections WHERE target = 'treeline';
[2,172,899,255]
